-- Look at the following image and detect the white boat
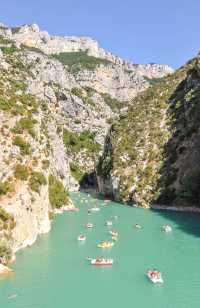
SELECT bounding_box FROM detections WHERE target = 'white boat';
[90,258,113,265]
[77,234,86,241]
[162,224,172,232]
[147,270,163,284]
[135,224,142,229]
[90,207,100,212]
[86,223,93,228]
[105,221,112,226]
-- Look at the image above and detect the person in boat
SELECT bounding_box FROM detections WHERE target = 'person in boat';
[150,270,160,279]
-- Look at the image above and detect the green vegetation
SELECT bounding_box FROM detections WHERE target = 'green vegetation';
[0,181,11,196]
[71,87,83,97]
[0,209,15,264]
[0,82,38,117]
[71,87,96,108]
[0,207,14,223]
[0,98,15,111]
[13,136,31,155]
[29,172,47,193]
[12,117,37,137]
[0,36,13,45]
[70,163,84,183]
[14,164,29,181]
[1,45,18,55]
[53,51,111,73]
[101,93,123,111]
[143,76,165,85]
[0,244,12,261]
[48,175,69,208]
[63,129,101,156]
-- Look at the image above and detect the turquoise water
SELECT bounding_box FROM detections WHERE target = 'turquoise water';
[1,192,200,308]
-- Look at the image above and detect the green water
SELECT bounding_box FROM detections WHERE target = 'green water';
[1,192,200,308]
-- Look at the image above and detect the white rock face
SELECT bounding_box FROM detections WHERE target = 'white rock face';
[3,23,173,77]
[3,185,51,253]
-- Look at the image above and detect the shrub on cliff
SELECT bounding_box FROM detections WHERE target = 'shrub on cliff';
[63,129,100,156]
[13,136,31,155]
[0,181,11,196]
[29,172,47,193]
[0,244,12,262]
[0,98,14,111]
[53,51,111,73]
[12,117,37,137]
[70,163,84,183]
[48,175,69,208]
[101,93,123,111]
[14,164,29,181]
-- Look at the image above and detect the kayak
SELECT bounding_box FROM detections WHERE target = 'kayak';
[97,241,114,248]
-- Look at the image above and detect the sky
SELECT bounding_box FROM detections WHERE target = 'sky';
[0,0,199,68]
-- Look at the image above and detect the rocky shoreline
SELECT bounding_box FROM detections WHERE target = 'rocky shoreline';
[0,263,13,275]
[151,204,200,213]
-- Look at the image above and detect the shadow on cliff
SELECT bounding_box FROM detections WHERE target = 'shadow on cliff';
[152,209,200,238]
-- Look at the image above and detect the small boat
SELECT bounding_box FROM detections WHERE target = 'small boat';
[162,224,172,233]
[105,221,112,226]
[135,224,142,229]
[104,199,111,203]
[8,294,17,300]
[90,207,100,212]
[90,258,113,265]
[97,241,114,248]
[109,230,118,237]
[86,223,93,228]
[77,234,86,241]
[147,270,163,284]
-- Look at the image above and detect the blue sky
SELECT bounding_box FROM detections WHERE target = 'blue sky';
[0,0,199,68]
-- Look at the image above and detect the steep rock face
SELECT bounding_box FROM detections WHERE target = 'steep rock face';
[0,47,72,261]
[157,58,200,207]
[97,57,200,208]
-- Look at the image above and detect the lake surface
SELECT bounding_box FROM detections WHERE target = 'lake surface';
[1,192,200,308]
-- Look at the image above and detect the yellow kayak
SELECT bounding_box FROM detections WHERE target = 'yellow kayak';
[97,241,114,248]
